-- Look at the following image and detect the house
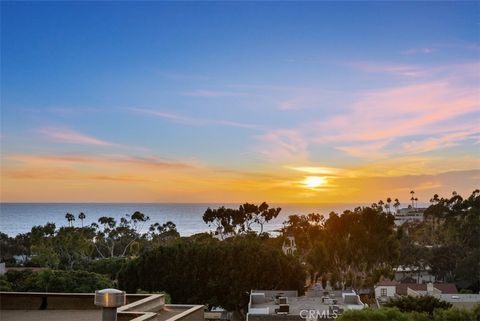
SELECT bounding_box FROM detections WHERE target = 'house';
[374,281,462,307]
[394,208,426,226]
[394,265,436,283]
[374,280,399,303]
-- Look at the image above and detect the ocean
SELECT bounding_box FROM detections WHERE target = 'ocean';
[0,203,367,237]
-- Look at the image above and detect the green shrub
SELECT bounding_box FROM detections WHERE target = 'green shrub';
[433,308,476,321]
[385,295,452,315]
[0,275,13,291]
[337,307,409,321]
[87,257,128,280]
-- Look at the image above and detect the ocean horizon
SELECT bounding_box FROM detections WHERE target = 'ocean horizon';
[0,202,376,237]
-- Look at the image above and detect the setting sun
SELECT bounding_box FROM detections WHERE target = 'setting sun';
[302,176,327,189]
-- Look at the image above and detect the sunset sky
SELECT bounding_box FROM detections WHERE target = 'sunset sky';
[1,2,479,203]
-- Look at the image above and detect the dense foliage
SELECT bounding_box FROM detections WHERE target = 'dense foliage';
[118,236,305,315]
[0,269,112,293]
[283,206,399,289]
[338,307,479,321]
[397,190,480,291]
[385,295,452,315]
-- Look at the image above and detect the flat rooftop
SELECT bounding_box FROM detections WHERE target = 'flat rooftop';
[0,292,204,321]
[0,309,100,321]
[249,289,365,316]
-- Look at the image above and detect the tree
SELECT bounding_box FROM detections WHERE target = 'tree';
[202,202,281,238]
[78,212,86,227]
[2,269,112,293]
[379,200,385,210]
[386,197,392,214]
[0,232,30,264]
[147,221,180,246]
[65,212,75,227]
[385,295,452,315]
[394,198,401,214]
[119,237,305,318]
[92,212,150,258]
[240,202,281,234]
[283,207,399,290]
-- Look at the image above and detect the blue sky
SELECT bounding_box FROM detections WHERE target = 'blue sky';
[1,2,479,202]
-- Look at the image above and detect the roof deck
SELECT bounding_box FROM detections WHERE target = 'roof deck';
[0,292,204,321]
[248,288,365,319]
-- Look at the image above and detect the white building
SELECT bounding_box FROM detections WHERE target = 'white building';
[282,236,296,255]
[394,265,435,283]
[394,208,426,226]
[374,280,398,304]
[374,281,460,306]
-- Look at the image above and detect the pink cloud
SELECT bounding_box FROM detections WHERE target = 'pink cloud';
[401,130,478,154]
[38,127,118,146]
[336,140,391,159]
[257,62,479,160]
[130,108,258,129]
[255,129,309,163]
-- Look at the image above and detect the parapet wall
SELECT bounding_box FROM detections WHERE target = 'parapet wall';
[0,292,204,321]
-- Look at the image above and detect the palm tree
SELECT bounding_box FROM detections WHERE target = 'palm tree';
[386,197,392,213]
[78,212,86,227]
[394,198,400,214]
[410,190,415,208]
[378,200,384,211]
[65,212,75,227]
[414,197,418,209]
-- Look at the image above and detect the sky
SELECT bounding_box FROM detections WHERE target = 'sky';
[1,2,479,204]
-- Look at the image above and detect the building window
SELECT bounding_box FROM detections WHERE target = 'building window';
[381,288,387,296]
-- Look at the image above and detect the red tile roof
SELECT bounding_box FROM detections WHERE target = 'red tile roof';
[396,283,457,295]
[376,279,400,286]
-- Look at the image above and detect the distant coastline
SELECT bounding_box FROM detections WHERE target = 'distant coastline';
[0,202,389,237]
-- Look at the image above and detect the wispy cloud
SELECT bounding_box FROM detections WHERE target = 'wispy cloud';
[286,165,342,176]
[401,130,478,154]
[255,62,479,161]
[38,127,119,147]
[181,89,246,97]
[46,107,101,115]
[9,153,194,170]
[347,61,427,77]
[129,108,259,130]
[402,47,436,55]
[157,71,209,81]
[336,140,391,159]
[255,129,309,163]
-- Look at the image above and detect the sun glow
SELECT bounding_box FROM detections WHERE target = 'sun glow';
[302,176,327,189]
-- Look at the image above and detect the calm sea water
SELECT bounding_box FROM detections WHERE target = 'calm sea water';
[0,203,366,237]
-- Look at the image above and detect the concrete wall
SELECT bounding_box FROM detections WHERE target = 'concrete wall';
[167,305,205,321]
[0,292,98,310]
[0,292,204,321]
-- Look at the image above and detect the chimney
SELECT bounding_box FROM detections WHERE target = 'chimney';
[427,283,434,294]
[95,288,126,321]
